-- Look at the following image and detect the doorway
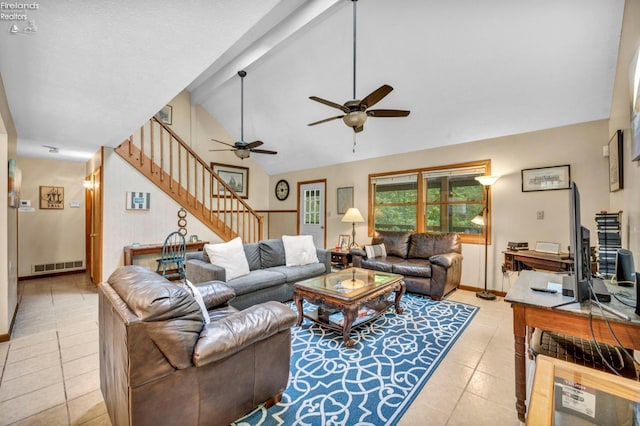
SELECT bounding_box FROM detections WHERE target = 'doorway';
[298,180,326,248]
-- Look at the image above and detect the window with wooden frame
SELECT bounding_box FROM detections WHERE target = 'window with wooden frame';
[368,160,491,244]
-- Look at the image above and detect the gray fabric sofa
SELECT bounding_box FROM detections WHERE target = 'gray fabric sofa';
[186,238,331,310]
[99,265,297,426]
[351,231,463,300]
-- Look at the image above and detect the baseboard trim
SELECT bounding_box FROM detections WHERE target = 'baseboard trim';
[458,284,507,298]
[0,302,19,342]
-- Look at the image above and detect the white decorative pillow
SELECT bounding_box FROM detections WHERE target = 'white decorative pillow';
[365,244,387,259]
[282,235,319,267]
[204,237,250,281]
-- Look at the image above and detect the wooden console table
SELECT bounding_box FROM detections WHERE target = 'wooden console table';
[503,250,572,273]
[504,270,640,422]
[124,241,208,265]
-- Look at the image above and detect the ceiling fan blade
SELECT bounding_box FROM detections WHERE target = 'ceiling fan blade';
[208,148,236,152]
[245,140,264,149]
[308,115,345,126]
[359,85,393,109]
[211,138,236,148]
[309,96,349,113]
[250,148,278,155]
[367,109,411,117]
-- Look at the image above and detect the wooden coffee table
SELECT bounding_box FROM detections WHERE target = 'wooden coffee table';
[293,267,405,348]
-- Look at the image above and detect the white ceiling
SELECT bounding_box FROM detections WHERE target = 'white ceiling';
[1,0,626,175]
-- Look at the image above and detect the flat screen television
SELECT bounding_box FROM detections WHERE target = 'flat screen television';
[568,182,590,302]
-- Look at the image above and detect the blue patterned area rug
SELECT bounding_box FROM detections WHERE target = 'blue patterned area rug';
[233,294,478,426]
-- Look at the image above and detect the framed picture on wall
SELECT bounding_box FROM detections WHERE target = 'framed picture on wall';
[155,105,172,125]
[521,165,571,192]
[40,186,64,209]
[608,129,623,192]
[211,162,249,198]
[337,186,353,214]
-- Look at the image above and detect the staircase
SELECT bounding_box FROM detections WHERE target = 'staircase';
[116,117,263,243]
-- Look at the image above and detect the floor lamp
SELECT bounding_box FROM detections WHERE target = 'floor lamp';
[472,176,500,300]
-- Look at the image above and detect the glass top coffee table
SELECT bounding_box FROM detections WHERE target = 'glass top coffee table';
[293,267,405,348]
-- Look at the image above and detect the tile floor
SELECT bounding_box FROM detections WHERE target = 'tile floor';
[0,273,528,425]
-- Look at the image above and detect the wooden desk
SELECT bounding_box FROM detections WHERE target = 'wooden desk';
[504,270,640,422]
[504,250,572,272]
[123,241,208,265]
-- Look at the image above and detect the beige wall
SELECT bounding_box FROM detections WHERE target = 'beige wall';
[609,0,640,268]
[16,158,86,278]
[0,73,18,337]
[268,120,610,293]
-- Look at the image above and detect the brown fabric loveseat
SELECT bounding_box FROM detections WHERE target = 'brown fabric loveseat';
[99,265,297,426]
[351,231,463,300]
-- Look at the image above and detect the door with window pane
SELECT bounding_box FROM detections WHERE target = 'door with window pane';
[298,181,326,248]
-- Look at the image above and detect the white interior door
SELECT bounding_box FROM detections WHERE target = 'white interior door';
[298,181,326,248]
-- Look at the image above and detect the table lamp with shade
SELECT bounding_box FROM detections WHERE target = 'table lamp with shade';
[341,207,365,248]
[472,175,500,300]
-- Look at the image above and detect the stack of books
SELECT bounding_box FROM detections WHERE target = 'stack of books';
[329,307,377,327]
[508,242,529,251]
[595,212,621,276]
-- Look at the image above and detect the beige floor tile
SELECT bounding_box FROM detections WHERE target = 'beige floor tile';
[0,342,8,368]
[64,369,101,401]
[11,403,69,426]
[447,392,519,426]
[77,412,112,426]
[57,321,98,339]
[59,331,98,350]
[60,341,98,364]
[63,354,99,381]
[67,389,107,425]
[0,365,63,402]
[399,403,449,426]
[6,339,60,365]
[419,376,465,415]
[0,382,66,426]
[6,330,58,352]
[2,351,61,381]
[466,369,516,411]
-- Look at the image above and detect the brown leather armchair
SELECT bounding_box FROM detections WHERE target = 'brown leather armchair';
[99,265,297,426]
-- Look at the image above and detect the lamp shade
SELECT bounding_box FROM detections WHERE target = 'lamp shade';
[471,214,485,226]
[475,175,500,186]
[342,207,364,223]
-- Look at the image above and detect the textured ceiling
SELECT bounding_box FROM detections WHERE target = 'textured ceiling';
[1,0,626,175]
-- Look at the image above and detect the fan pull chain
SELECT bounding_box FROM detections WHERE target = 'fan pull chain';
[353,133,357,153]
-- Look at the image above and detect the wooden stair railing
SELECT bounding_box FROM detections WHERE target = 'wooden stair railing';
[115,117,263,243]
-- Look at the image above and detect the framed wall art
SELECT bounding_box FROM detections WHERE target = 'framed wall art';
[521,165,571,192]
[211,162,249,198]
[337,186,353,214]
[40,185,64,209]
[608,129,623,192]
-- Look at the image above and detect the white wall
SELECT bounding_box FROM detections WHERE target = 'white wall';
[268,120,610,293]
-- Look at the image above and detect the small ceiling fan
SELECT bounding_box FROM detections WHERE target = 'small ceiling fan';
[308,0,410,133]
[210,70,277,159]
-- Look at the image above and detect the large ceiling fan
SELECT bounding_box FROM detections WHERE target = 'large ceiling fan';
[210,70,277,159]
[308,0,410,133]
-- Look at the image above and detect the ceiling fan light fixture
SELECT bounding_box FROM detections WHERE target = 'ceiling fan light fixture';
[343,111,367,128]
[234,149,250,159]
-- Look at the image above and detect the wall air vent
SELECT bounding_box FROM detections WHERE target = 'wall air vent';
[31,260,84,274]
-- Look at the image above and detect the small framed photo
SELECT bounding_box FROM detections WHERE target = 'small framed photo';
[40,186,64,209]
[156,105,172,125]
[338,234,351,250]
[211,162,249,198]
[521,165,571,192]
[608,130,623,192]
[337,186,354,215]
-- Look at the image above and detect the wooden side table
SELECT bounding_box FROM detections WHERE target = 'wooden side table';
[330,250,352,269]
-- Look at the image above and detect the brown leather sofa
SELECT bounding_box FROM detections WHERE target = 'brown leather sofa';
[99,265,297,426]
[351,231,463,300]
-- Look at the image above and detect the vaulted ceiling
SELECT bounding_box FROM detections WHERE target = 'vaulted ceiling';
[0,0,626,175]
